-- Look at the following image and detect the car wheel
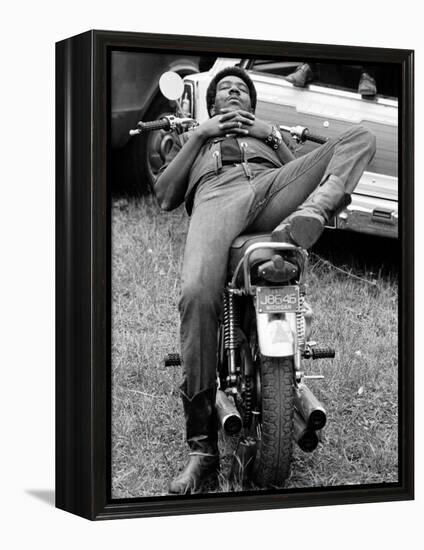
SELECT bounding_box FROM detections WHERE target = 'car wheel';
[139,94,177,192]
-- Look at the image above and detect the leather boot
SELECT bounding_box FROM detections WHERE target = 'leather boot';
[358,72,377,97]
[168,387,219,495]
[271,176,351,249]
[286,63,314,87]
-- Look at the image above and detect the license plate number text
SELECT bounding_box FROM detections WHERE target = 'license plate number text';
[256,286,300,313]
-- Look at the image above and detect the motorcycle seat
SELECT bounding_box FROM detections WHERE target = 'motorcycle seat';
[228,233,274,277]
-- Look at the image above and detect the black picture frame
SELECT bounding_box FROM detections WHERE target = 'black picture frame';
[56,29,414,520]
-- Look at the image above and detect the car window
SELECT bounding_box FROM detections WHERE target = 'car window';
[248,59,399,99]
[249,60,301,77]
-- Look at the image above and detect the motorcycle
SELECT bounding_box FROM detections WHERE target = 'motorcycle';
[129,73,336,488]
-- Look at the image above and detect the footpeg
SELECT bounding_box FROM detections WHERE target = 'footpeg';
[303,346,335,359]
[311,346,335,359]
[164,353,181,367]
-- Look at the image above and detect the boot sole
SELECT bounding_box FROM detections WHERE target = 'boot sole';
[168,466,220,495]
[270,223,293,244]
[289,216,324,249]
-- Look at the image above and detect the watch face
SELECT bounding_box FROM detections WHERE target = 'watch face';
[274,129,282,140]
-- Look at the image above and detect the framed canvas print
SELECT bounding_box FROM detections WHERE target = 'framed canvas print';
[56,30,414,520]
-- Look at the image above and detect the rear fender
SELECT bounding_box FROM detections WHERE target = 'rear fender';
[255,310,297,358]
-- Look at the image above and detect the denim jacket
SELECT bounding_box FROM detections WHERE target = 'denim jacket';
[157,130,293,215]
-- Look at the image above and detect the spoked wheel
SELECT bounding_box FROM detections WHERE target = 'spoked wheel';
[137,95,179,191]
[242,312,295,487]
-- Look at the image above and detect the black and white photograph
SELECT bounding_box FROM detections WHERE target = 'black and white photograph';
[52,25,415,523]
[110,49,401,498]
[2,0,422,545]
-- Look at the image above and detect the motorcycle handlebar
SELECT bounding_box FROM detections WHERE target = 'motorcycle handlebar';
[302,129,328,144]
[129,117,328,147]
[129,115,198,136]
[129,118,170,136]
[279,125,327,145]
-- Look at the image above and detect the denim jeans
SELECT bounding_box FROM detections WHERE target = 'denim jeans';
[178,125,376,398]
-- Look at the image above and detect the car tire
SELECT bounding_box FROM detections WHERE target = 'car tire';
[138,94,178,193]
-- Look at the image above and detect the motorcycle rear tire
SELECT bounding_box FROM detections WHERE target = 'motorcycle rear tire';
[252,355,294,488]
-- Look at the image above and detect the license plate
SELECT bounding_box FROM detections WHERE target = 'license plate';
[256,286,300,313]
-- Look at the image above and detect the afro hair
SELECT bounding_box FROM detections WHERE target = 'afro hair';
[205,66,257,117]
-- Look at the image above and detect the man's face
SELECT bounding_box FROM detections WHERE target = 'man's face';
[211,75,252,116]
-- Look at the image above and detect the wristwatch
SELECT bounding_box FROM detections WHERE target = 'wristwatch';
[264,125,283,150]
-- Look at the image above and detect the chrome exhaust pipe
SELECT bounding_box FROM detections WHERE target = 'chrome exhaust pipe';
[293,409,319,452]
[215,389,243,435]
[294,383,327,430]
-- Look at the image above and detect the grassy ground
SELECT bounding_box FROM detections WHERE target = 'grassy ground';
[111,195,398,498]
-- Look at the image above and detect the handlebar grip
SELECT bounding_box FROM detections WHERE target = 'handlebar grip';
[303,129,328,145]
[129,117,171,136]
[135,118,171,134]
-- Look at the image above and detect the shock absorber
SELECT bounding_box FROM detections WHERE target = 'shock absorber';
[243,375,253,425]
[296,292,306,348]
[223,289,239,384]
[295,291,306,370]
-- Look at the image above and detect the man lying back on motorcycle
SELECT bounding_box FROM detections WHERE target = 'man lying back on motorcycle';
[154,66,376,495]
